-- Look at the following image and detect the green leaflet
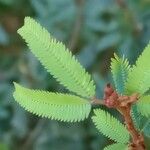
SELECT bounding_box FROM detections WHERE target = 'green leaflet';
[131,104,145,130]
[131,105,150,138]
[125,44,150,95]
[111,54,130,94]
[142,119,150,138]
[104,143,128,150]
[92,109,130,144]
[13,82,91,122]
[136,95,150,117]
[17,17,95,98]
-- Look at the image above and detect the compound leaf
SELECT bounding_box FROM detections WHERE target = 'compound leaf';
[104,143,128,150]
[131,104,145,130]
[13,82,91,122]
[131,104,150,138]
[142,119,150,138]
[136,95,150,117]
[111,54,130,94]
[17,17,95,98]
[125,44,150,95]
[92,109,130,144]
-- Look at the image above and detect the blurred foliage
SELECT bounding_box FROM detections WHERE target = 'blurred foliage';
[0,0,149,150]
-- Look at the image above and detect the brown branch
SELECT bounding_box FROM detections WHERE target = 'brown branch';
[121,106,145,150]
[117,94,145,150]
[92,84,146,150]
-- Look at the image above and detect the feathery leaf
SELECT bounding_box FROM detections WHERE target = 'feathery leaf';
[92,109,130,144]
[13,82,91,122]
[142,119,150,138]
[17,17,95,98]
[111,54,130,94]
[131,105,150,137]
[131,105,143,130]
[125,44,150,95]
[136,95,150,117]
[104,143,128,150]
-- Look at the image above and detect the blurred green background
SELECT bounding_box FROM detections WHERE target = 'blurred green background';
[0,0,150,150]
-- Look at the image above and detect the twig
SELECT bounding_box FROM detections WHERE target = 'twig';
[92,84,146,150]
[121,107,145,150]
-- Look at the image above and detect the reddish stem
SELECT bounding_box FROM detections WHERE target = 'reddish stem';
[118,105,145,150]
[91,84,146,150]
